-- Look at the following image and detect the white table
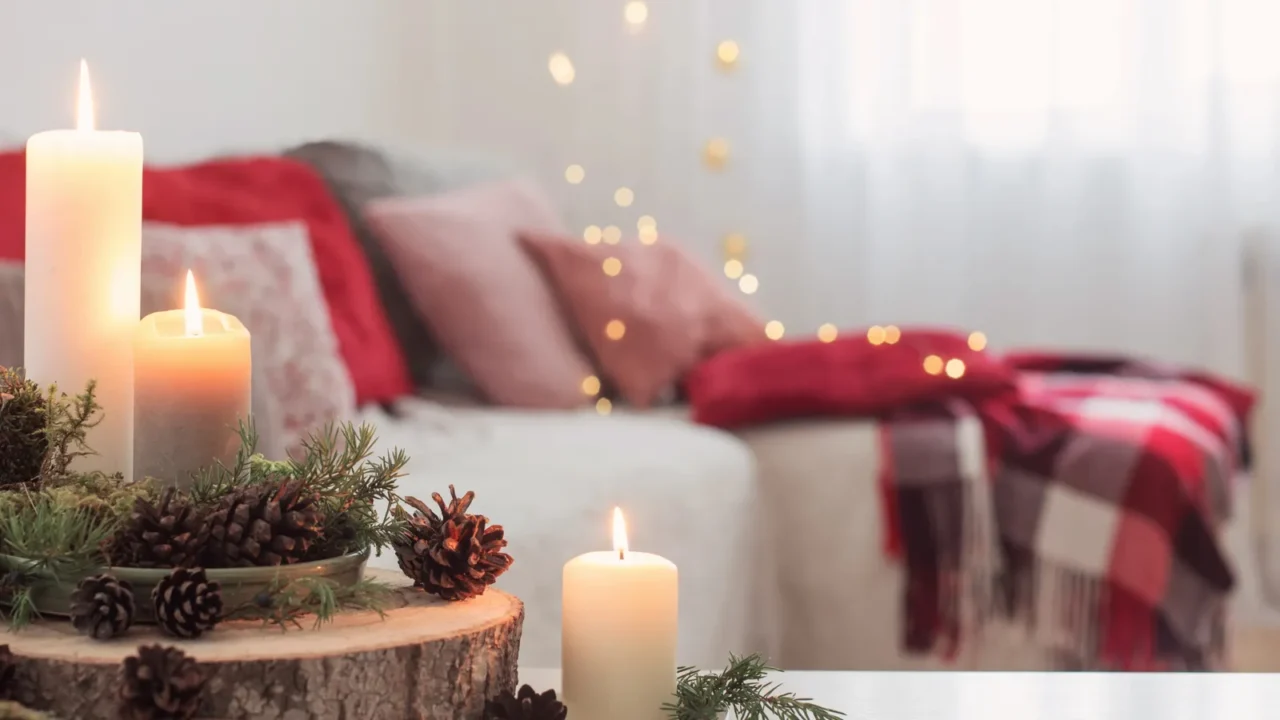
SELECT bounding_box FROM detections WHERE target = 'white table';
[521,669,1279,719]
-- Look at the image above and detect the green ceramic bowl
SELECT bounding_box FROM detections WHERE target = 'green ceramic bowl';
[0,549,369,623]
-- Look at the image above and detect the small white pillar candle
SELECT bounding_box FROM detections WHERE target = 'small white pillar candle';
[134,271,250,487]
[25,60,141,479]
[562,508,678,720]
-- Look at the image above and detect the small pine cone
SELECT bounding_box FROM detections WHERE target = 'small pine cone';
[70,573,135,640]
[485,685,568,720]
[112,487,208,569]
[152,568,222,639]
[118,644,207,720]
[395,489,513,602]
[0,645,15,700]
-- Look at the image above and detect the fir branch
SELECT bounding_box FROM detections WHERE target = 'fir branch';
[1,584,38,631]
[225,576,395,630]
[664,654,844,720]
[188,420,408,559]
[259,422,407,559]
[187,419,261,506]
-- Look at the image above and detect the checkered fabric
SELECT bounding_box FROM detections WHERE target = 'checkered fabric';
[880,357,1251,670]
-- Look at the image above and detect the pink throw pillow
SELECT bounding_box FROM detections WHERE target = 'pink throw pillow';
[141,222,357,451]
[520,233,766,407]
[363,181,595,408]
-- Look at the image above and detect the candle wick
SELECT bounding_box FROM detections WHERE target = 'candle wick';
[618,548,625,561]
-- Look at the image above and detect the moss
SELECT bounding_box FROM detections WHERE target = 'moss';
[0,369,48,488]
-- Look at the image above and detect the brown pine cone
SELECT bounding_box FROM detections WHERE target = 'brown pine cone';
[152,568,222,639]
[203,480,322,567]
[118,644,207,720]
[395,487,513,601]
[485,685,568,720]
[70,573,135,640]
[111,487,208,568]
[0,645,14,701]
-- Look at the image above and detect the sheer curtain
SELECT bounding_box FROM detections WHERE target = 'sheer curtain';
[411,0,1280,375]
[787,0,1280,376]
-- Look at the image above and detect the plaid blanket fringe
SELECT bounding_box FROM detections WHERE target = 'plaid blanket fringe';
[883,367,1242,671]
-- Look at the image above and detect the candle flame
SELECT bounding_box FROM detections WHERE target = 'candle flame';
[184,270,203,337]
[77,59,95,131]
[612,507,628,560]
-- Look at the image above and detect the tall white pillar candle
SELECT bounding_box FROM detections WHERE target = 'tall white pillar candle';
[562,508,678,720]
[134,272,251,488]
[24,61,141,479]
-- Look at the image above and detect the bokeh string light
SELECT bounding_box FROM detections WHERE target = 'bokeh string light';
[716,40,741,70]
[548,52,576,85]
[923,355,944,375]
[554,14,985,412]
[624,1,648,28]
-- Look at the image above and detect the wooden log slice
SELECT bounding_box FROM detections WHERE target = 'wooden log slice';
[2,570,523,720]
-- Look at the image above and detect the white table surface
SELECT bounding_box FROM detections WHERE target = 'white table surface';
[520,669,1279,719]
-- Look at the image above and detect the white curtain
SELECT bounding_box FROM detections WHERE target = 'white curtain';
[412,0,1280,376]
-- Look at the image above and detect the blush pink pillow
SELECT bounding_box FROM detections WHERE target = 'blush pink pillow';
[521,234,765,407]
[363,181,595,408]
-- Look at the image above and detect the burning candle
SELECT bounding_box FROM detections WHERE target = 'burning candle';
[134,271,251,487]
[25,60,142,479]
[562,508,678,720]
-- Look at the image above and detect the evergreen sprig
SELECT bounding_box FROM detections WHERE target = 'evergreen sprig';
[664,654,845,720]
[0,489,124,629]
[0,491,119,577]
[186,419,260,506]
[225,576,395,630]
[189,421,408,559]
[37,378,104,484]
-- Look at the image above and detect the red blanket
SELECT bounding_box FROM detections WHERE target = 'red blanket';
[880,355,1251,669]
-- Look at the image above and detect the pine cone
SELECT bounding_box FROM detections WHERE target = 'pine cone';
[70,573,135,640]
[0,645,14,700]
[203,480,322,567]
[0,370,47,488]
[152,568,222,639]
[485,685,568,720]
[118,644,207,720]
[394,487,513,601]
[111,488,207,568]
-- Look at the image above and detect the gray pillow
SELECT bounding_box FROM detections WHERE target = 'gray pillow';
[284,140,507,398]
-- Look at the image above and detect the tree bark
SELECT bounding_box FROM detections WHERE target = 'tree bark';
[3,570,523,719]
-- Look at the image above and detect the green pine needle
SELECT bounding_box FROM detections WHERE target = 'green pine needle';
[225,576,395,630]
[664,654,845,720]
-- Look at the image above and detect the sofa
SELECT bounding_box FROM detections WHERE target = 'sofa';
[1,141,1277,673]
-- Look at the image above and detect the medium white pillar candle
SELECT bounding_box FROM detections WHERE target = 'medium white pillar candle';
[134,271,251,488]
[25,60,141,479]
[562,508,678,720]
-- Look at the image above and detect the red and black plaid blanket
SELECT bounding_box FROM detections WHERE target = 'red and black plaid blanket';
[879,355,1254,670]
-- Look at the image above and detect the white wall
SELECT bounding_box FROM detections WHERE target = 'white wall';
[0,0,415,162]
